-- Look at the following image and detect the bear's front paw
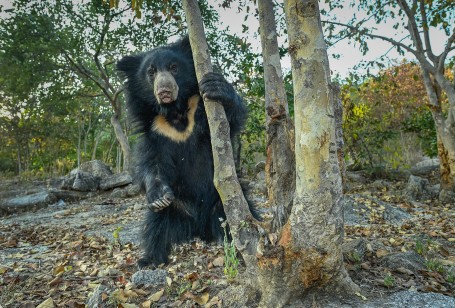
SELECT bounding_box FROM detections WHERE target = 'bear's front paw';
[199,72,235,106]
[148,191,175,212]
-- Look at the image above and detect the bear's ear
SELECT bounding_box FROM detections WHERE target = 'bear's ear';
[174,35,192,55]
[117,55,142,77]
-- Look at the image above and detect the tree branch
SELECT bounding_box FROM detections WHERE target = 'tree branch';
[325,21,416,55]
[438,31,455,73]
[62,51,114,105]
[419,0,436,61]
[396,0,425,55]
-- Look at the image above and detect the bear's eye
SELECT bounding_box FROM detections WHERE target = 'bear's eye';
[148,66,157,76]
[169,63,178,74]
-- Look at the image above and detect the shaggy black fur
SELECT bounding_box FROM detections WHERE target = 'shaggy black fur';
[117,36,257,267]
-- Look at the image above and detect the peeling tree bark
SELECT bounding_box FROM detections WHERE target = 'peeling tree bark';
[265,0,358,303]
[258,0,296,231]
[183,1,359,306]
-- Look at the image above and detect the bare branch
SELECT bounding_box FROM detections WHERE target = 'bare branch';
[419,0,436,61]
[325,21,416,55]
[324,20,435,72]
[396,0,425,54]
[62,51,115,105]
[438,30,455,73]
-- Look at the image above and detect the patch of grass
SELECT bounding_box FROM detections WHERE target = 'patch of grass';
[222,221,239,281]
[425,259,444,273]
[383,272,395,288]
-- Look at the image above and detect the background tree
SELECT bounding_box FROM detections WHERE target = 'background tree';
[0,0,237,175]
[323,0,455,200]
[342,61,437,170]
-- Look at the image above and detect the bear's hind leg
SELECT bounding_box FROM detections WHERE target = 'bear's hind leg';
[138,207,195,268]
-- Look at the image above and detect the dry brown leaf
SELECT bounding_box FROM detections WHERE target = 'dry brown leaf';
[36,297,54,308]
[149,289,164,302]
[212,256,224,267]
[205,295,221,307]
[184,272,199,281]
[140,300,152,308]
[193,292,210,305]
[376,249,389,258]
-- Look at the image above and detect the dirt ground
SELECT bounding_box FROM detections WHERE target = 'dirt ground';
[0,174,454,307]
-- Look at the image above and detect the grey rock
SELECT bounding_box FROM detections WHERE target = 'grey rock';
[290,290,455,308]
[72,171,100,192]
[342,238,366,263]
[100,171,132,190]
[370,179,392,190]
[0,191,57,214]
[439,189,455,204]
[254,161,265,174]
[86,285,111,308]
[49,188,86,202]
[379,251,425,273]
[382,202,412,225]
[346,171,368,184]
[131,269,167,287]
[343,195,410,226]
[79,160,113,179]
[126,183,141,197]
[404,175,431,201]
[411,158,440,176]
[111,187,127,198]
[369,290,455,308]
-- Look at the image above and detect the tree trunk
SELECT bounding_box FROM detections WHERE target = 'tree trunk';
[332,83,347,192]
[182,1,359,306]
[420,68,455,201]
[111,113,131,173]
[258,0,296,231]
[182,0,258,253]
[258,0,359,304]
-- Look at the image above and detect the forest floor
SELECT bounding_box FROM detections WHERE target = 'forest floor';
[0,172,454,307]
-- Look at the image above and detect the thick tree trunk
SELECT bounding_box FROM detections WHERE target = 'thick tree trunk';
[258,0,295,231]
[421,68,455,201]
[261,0,358,304]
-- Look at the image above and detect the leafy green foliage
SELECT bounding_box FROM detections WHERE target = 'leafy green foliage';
[342,62,438,170]
[402,109,438,157]
[0,0,237,176]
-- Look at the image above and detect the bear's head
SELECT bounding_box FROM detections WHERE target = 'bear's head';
[117,36,198,111]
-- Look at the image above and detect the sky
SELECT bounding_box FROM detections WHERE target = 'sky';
[215,1,451,79]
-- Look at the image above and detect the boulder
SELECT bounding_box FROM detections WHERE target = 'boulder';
[0,191,57,214]
[79,160,113,179]
[404,175,432,201]
[100,171,132,190]
[72,171,100,192]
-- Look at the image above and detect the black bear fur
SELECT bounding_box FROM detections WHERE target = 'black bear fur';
[117,36,258,268]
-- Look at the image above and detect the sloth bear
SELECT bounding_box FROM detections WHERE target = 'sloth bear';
[117,36,258,267]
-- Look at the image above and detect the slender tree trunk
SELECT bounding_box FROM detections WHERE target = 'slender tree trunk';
[91,131,101,160]
[258,0,296,231]
[111,113,131,172]
[332,83,347,192]
[182,0,258,256]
